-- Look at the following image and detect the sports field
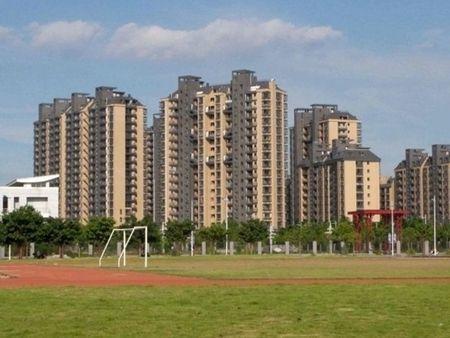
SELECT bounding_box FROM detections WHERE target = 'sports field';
[1,256,449,337]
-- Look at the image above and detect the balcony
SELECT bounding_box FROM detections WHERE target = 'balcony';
[189,128,198,142]
[205,156,215,166]
[169,118,178,127]
[205,131,215,142]
[223,155,232,165]
[223,129,232,140]
[224,102,232,114]
[189,108,198,117]
[190,153,198,166]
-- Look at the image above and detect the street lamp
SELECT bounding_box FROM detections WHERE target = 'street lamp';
[433,195,437,256]
[390,205,395,256]
[326,220,335,254]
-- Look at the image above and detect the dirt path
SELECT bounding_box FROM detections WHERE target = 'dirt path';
[1,264,449,288]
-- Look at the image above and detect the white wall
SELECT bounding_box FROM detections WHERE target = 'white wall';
[0,186,59,218]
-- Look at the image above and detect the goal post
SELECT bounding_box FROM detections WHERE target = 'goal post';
[98,226,148,268]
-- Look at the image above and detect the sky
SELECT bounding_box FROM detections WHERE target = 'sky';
[1,0,450,183]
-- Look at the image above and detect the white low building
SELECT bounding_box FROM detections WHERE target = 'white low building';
[1,174,59,218]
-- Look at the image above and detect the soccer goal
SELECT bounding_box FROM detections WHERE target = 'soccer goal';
[98,226,148,268]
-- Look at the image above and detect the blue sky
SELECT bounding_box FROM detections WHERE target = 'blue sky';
[1,0,450,183]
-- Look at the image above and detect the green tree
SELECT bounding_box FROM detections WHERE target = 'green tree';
[372,222,389,253]
[404,217,432,252]
[0,206,43,258]
[332,219,355,253]
[402,226,418,252]
[238,219,268,253]
[83,217,115,253]
[138,215,162,253]
[311,222,328,247]
[274,226,291,245]
[37,218,81,258]
[359,220,374,253]
[165,219,194,254]
[437,223,450,250]
[0,218,5,246]
[197,223,226,254]
[225,218,241,243]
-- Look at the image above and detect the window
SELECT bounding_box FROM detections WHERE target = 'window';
[2,196,7,213]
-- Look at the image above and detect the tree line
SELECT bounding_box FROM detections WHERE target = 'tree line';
[1,206,450,258]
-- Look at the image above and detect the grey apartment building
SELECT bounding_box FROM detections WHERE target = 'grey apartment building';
[394,145,450,223]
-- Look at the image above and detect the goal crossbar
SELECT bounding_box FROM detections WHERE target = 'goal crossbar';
[98,226,148,268]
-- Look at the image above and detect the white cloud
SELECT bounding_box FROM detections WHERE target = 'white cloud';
[0,26,19,44]
[106,19,342,59]
[0,26,13,40]
[29,20,103,49]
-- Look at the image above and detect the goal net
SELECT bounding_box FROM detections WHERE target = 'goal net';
[99,226,148,268]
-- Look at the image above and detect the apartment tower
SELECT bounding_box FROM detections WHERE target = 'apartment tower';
[33,87,147,224]
[394,145,450,223]
[153,70,287,229]
[379,176,395,210]
[291,104,380,223]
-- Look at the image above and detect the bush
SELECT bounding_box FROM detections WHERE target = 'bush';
[406,248,416,256]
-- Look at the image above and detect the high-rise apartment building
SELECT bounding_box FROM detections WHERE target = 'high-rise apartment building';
[153,70,287,228]
[144,126,154,219]
[291,104,380,223]
[33,87,147,224]
[394,145,450,223]
[394,149,429,218]
[380,176,395,210]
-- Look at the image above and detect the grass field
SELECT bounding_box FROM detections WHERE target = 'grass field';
[1,285,449,337]
[1,256,450,337]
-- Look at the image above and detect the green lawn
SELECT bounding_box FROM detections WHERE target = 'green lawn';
[0,285,449,337]
[7,255,450,279]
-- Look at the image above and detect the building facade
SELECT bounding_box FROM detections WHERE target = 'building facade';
[33,87,148,224]
[153,70,287,228]
[1,175,59,219]
[291,104,380,223]
[380,176,395,210]
[394,145,450,223]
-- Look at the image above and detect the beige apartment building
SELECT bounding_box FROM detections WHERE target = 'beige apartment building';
[33,87,147,224]
[153,70,287,229]
[291,104,380,223]
[394,145,450,223]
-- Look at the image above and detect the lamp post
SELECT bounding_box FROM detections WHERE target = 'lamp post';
[390,205,395,256]
[326,220,335,254]
[224,197,228,256]
[433,195,437,256]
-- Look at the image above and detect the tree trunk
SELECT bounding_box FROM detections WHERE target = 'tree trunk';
[59,245,64,259]
[19,245,23,259]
